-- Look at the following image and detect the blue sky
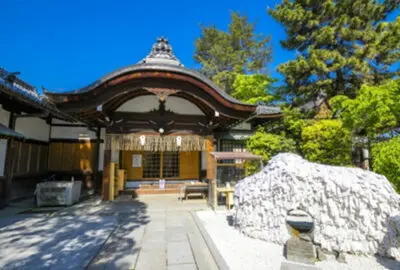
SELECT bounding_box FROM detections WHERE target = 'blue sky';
[1,0,291,92]
[1,1,398,93]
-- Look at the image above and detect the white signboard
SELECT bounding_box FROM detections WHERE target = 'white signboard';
[132,154,142,168]
[159,179,165,190]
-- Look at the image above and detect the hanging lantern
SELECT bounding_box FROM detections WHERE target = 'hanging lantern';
[140,135,146,146]
[176,136,182,147]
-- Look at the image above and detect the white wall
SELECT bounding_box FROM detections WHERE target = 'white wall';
[51,126,96,139]
[232,122,251,130]
[0,139,7,177]
[0,106,10,177]
[201,151,207,170]
[0,105,10,126]
[116,95,205,115]
[51,118,86,125]
[15,117,50,142]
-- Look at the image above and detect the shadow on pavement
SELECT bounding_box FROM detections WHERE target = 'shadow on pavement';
[0,198,149,270]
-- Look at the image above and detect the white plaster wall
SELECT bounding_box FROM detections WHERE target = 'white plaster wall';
[0,106,10,126]
[98,128,106,171]
[0,139,7,177]
[201,151,207,170]
[51,126,96,139]
[51,118,86,125]
[15,117,50,142]
[116,95,205,115]
[232,122,251,130]
[111,150,119,163]
[0,106,10,177]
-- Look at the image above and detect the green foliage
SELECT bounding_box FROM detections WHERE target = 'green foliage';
[301,120,352,166]
[331,80,400,138]
[246,128,297,174]
[268,0,400,102]
[246,128,297,161]
[372,136,400,192]
[194,12,272,93]
[282,107,309,140]
[231,74,274,104]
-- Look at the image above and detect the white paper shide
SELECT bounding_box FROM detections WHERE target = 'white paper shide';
[234,153,400,260]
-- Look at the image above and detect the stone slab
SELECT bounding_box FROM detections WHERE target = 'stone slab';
[168,264,197,270]
[136,248,166,270]
[286,237,316,264]
[167,241,195,265]
[281,260,322,270]
[167,227,188,242]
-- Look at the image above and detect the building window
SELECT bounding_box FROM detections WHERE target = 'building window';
[218,140,247,186]
[143,152,161,178]
[162,151,180,178]
[219,140,247,164]
[142,151,180,179]
[220,139,247,152]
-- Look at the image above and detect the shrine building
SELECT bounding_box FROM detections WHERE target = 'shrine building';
[0,37,281,203]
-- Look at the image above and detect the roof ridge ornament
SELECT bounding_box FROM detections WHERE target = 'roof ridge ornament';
[139,37,183,66]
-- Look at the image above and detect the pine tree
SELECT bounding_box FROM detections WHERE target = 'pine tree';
[268,0,400,102]
[194,12,273,94]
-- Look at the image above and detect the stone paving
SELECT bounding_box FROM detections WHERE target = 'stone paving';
[0,195,217,270]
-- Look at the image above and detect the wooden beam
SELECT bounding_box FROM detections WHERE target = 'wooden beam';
[102,150,111,201]
[112,111,208,123]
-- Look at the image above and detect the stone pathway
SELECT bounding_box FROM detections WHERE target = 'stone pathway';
[89,195,218,270]
[0,195,217,270]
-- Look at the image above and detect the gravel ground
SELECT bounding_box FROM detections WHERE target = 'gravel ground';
[196,210,400,270]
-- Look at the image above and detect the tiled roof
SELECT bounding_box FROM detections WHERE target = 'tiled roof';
[255,105,281,115]
[0,68,75,121]
[0,123,24,139]
[43,37,254,107]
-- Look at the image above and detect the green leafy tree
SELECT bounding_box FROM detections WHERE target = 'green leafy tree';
[282,107,309,139]
[372,136,400,192]
[246,128,296,174]
[301,120,352,165]
[331,80,400,139]
[231,74,274,104]
[268,0,400,102]
[194,12,272,93]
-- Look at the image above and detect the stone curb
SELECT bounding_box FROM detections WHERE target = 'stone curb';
[280,260,322,270]
[190,211,230,270]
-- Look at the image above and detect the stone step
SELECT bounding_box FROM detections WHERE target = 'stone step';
[136,188,181,195]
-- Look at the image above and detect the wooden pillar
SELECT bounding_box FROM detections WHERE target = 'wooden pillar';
[94,127,101,173]
[109,163,115,200]
[4,112,16,204]
[206,135,214,180]
[102,150,111,200]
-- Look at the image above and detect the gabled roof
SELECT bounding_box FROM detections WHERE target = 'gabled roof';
[299,91,329,112]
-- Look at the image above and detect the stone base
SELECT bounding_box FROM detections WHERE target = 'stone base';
[285,236,316,265]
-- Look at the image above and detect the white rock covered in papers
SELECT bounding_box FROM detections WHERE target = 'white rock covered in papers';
[234,153,400,260]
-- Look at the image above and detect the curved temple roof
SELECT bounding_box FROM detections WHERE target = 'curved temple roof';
[44,37,281,121]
